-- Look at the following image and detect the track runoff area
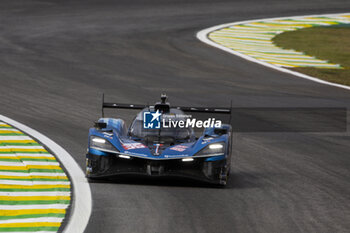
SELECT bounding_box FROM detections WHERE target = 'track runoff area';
[0,120,71,233]
[197,13,350,90]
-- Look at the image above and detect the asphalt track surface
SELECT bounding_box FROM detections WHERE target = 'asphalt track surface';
[1,1,350,232]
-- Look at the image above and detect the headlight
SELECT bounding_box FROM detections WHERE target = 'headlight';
[209,144,223,150]
[90,136,118,153]
[196,142,225,156]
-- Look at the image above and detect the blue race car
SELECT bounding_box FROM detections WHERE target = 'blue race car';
[86,94,232,186]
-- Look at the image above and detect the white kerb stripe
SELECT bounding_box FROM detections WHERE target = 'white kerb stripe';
[0,172,67,177]
[0,180,70,185]
[0,192,71,196]
[22,161,60,166]
[0,232,56,233]
[1,153,55,157]
[0,161,59,166]
[0,129,21,132]
[0,217,64,224]
[0,154,54,158]
[0,204,69,210]
[0,136,33,140]
[0,146,45,149]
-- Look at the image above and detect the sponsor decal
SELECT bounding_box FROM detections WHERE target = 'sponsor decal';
[154,143,163,155]
[123,151,148,157]
[201,137,214,144]
[164,154,189,158]
[169,145,188,152]
[102,132,113,139]
[122,142,146,150]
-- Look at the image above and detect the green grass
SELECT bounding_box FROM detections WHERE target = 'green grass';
[272,25,350,86]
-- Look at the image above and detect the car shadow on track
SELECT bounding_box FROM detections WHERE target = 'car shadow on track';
[88,171,261,189]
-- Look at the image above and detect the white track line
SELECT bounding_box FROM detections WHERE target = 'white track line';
[0,115,91,233]
[197,12,350,91]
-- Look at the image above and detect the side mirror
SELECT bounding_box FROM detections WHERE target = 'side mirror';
[214,128,228,135]
[203,124,232,137]
[94,122,107,129]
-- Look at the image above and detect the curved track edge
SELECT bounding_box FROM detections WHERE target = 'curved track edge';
[197,12,350,91]
[0,115,92,233]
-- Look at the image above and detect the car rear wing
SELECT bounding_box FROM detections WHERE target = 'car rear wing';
[102,94,232,123]
[102,94,145,117]
[173,106,231,114]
